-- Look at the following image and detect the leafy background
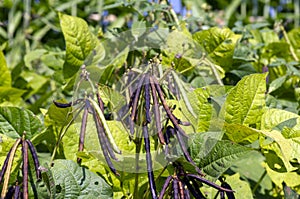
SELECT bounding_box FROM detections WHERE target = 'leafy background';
[0,0,300,198]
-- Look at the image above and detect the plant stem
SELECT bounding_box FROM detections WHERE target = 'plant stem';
[252,170,267,194]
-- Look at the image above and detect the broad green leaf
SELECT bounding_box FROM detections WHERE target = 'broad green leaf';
[230,151,273,192]
[223,173,254,199]
[179,87,213,132]
[269,75,287,93]
[188,131,223,160]
[224,73,267,126]
[264,162,300,189]
[45,100,73,127]
[59,13,98,79]
[190,137,252,180]
[162,28,200,74]
[0,51,11,86]
[37,163,56,199]
[99,84,126,112]
[0,107,43,139]
[0,133,17,167]
[261,109,300,171]
[261,108,299,131]
[224,123,260,144]
[193,27,240,71]
[202,173,254,199]
[261,131,295,172]
[51,159,113,199]
[0,87,26,105]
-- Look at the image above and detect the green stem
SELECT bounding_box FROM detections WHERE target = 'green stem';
[252,170,267,194]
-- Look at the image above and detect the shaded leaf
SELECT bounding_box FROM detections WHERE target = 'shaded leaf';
[0,87,26,105]
[51,159,113,199]
[190,137,252,180]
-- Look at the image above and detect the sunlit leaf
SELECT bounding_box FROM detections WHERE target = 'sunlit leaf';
[59,13,100,79]
[0,51,11,87]
[224,73,267,126]
[193,27,240,71]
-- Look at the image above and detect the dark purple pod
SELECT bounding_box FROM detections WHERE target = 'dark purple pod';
[26,140,41,180]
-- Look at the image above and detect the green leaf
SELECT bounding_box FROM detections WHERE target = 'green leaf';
[260,109,299,172]
[193,27,240,71]
[224,123,260,144]
[21,71,49,100]
[261,108,299,131]
[59,13,98,79]
[0,51,11,87]
[269,75,287,93]
[51,159,113,198]
[190,136,252,180]
[230,151,273,192]
[223,173,254,199]
[0,87,26,105]
[224,73,267,126]
[0,106,43,139]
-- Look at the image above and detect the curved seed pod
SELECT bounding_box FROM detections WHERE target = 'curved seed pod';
[14,184,21,199]
[92,108,119,176]
[26,140,41,180]
[53,99,84,108]
[53,101,72,108]
[96,117,118,161]
[158,176,172,199]
[96,89,104,112]
[172,126,202,174]
[182,182,190,199]
[187,174,234,193]
[1,138,21,199]
[144,74,151,124]
[0,148,12,184]
[173,178,179,199]
[22,138,29,199]
[221,182,235,199]
[178,180,185,199]
[88,97,121,154]
[182,176,205,199]
[143,125,157,199]
[220,191,225,199]
[4,185,15,199]
[77,103,89,164]
[149,76,165,144]
[131,74,146,121]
